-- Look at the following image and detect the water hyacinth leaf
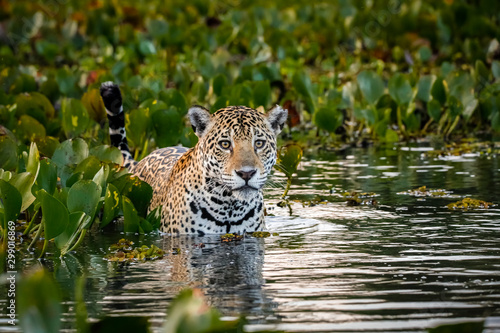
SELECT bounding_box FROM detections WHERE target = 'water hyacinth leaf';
[16,114,46,142]
[314,107,343,133]
[0,134,18,171]
[81,88,106,123]
[9,172,36,211]
[475,60,490,84]
[36,136,60,158]
[463,98,478,121]
[102,183,120,228]
[61,98,90,138]
[74,156,102,180]
[139,218,153,233]
[126,108,151,150]
[357,70,384,105]
[212,73,227,96]
[113,174,153,218]
[15,92,55,123]
[275,144,303,179]
[139,40,156,56]
[146,205,162,230]
[253,80,271,108]
[90,145,123,165]
[417,75,435,102]
[179,127,198,148]
[18,269,62,333]
[92,165,109,197]
[428,99,442,121]
[35,159,57,196]
[0,180,22,228]
[198,51,215,79]
[52,139,89,167]
[448,95,463,117]
[54,211,85,249]
[152,107,183,148]
[492,61,500,80]
[431,77,447,105]
[384,129,399,143]
[388,73,413,105]
[159,89,187,116]
[293,70,316,112]
[39,189,69,239]
[67,179,102,218]
[122,196,140,233]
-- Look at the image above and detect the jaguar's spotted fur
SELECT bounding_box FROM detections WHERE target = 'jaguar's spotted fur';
[100,82,287,235]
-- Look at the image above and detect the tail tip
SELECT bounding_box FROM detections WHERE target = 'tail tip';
[100,81,122,114]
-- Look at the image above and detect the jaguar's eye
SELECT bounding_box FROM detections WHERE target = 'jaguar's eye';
[219,140,231,150]
[254,140,266,149]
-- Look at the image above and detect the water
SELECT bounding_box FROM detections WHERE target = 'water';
[2,146,500,332]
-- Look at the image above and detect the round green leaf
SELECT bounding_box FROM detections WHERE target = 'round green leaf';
[90,145,123,165]
[122,196,140,233]
[52,138,89,168]
[427,99,442,121]
[152,107,183,147]
[431,77,447,105]
[9,172,36,211]
[389,73,413,105]
[102,183,120,228]
[15,114,46,143]
[39,189,69,239]
[0,179,22,228]
[61,98,90,138]
[35,159,58,196]
[82,88,106,123]
[357,70,384,105]
[275,144,303,179]
[314,107,343,133]
[67,179,102,218]
[417,75,435,102]
[0,134,18,171]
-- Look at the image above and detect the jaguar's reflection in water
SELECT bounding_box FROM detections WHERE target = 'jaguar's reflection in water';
[100,235,276,324]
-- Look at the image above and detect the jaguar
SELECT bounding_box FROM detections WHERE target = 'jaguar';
[100,82,287,235]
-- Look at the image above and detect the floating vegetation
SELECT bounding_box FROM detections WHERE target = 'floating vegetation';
[296,198,330,207]
[423,141,500,158]
[397,186,455,198]
[342,191,378,206]
[447,198,494,210]
[105,238,164,262]
[220,233,243,242]
[247,231,279,238]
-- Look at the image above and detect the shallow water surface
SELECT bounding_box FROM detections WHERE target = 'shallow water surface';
[2,146,500,332]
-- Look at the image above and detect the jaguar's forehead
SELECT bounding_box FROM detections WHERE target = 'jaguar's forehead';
[212,106,269,137]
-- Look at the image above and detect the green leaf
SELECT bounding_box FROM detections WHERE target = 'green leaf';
[61,98,90,138]
[275,144,303,179]
[39,189,69,239]
[146,205,162,230]
[448,95,463,117]
[384,129,399,143]
[431,77,447,105]
[25,142,40,180]
[357,70,384,105]
[0,180,22,228]
[90,145,123,165]
[463,98,478,121]
[314,107,343,133]
[416,75,434,102]
[67,179,102,218]
[15,92,55,124]
[102,183,121,228]
[159,89,188,116]
[139,40,156,56]
[122,196,140,233]
[427,99,442,121]
[475,60,490,84]
[198,51,215,79]
[52,139,89,186]
[126,108,151,150]
[35,159,57,196]
[54,211,85,249]
[253,80,271,108]
[212,73,227,96]
[152,107,183,148]
[0,134,18,171]
[293,70,316,112]
[73,156,102,180]
[113,174,153,218]
[15,114,46,143]
[389,73,413,105]
[81,88,106,123]
[18,269,62,333]
[9,172,36,211]
[492,61,500,80]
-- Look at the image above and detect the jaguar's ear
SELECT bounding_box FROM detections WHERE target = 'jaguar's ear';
[188,105,212,138]
[266,105,288,135]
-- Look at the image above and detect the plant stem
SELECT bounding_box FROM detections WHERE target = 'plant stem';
[23,208,39,235]
[67,229,87,253]
[38,239,48,259]
[281,177,292,199]
[28,222,44,251]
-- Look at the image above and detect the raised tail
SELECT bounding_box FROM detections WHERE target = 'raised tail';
[99,82,135,168]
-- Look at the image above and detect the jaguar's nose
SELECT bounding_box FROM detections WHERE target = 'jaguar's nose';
[235,169,257,182]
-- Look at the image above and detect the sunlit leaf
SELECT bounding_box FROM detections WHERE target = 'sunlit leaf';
[102,183,121,228]
[275,144,303,179]
[9,172,36,211]
[82,88,106,123]
[61,98,90,138]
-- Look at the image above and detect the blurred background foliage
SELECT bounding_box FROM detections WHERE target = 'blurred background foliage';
[0,0,499,158]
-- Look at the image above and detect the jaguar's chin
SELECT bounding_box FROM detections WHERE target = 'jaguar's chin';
[232,185,260,200]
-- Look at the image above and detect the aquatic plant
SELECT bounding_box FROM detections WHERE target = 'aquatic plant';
[447,198,494,210]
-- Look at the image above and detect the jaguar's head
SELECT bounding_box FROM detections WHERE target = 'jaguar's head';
[189,105,287,200]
